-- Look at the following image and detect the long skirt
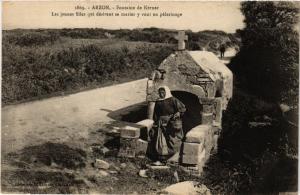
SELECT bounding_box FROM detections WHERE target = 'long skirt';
[148,116,183,161]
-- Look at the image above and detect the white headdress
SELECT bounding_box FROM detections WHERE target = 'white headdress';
[157,86,172,100]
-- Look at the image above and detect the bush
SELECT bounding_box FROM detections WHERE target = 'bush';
[2,38,174,104]
[229,2,299,105]
[6,31,60,46]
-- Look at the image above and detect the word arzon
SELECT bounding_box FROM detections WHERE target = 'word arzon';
[91,5,110,10]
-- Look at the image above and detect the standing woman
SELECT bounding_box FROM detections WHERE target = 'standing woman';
[149,86,186,164]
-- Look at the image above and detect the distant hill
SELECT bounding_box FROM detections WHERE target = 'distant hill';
[4,28,240,51]
[2,28,240,105]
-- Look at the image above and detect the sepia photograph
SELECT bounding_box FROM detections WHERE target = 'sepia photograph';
[1,1,299,194]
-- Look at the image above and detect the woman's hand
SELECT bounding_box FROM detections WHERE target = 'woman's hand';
[173,112,180,119]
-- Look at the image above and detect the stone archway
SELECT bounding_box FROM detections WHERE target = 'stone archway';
[171,91,202,134]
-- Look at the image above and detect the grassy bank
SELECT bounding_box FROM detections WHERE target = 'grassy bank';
[2,28,239,105]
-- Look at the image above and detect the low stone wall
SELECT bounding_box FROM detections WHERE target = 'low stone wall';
[116,117,219,175]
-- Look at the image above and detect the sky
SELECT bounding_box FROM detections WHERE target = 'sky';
[3,1,245,33]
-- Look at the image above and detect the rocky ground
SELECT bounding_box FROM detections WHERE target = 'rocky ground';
[2,77,202,194]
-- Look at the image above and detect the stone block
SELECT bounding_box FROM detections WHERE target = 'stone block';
[202,104,214,113]
[137,119,154,131]
[182,149,205,165]
[201,112,213,124]
[212,134,219,152]
[213,98,222,123]
[120,125,140,138]
[185,125,210,143]
[135,139,148,156]
[147,80,154,94]
[95,159,110,170]
[182,142,204,156]
[199,97,215,105]
[137,119,154,140]
[118,137,138,158]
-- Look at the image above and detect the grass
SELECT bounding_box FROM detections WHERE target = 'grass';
[2,28,239,105]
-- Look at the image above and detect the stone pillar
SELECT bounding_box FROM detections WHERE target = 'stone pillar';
[213,97,223,125]
[199,98,214,125]
[147,102,155,119]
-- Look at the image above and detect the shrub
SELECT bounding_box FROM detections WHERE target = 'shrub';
[2,37,174,104]
[6,31,60,46]
[229,2,299,105]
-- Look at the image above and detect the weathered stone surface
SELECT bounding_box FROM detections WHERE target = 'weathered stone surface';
[149,165,170,170]
[120,125,140,138]
[182,149,205,165]
[147,80,154,94]
[98,170,109,177]
[146,42,233,175]
[202,104,214,113]
[120,163,126,168]
[212,134,219,152]
[185,125,210,143]
[95,159,110,169]
[118,137,138,158]
[162,181,195,194]
[189,51,233,107]
[162,181,211,195]
[201,112,213,124]
[135,139,148,156]
[199,97,215,105]
[182,142,204,156]
[213,97,222,124]
[137,119,154,131]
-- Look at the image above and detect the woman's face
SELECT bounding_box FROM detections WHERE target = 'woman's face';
[159,88,166,98]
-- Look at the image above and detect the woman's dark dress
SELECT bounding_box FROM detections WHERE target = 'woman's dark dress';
[150,97,186,161]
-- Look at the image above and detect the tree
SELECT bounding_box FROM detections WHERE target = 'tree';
[230,1,299,105]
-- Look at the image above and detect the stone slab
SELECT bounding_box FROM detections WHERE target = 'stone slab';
[182,149,206,165]
[137,119,154,130]
[95,159,110,170]
[182,142,204,156]
[120,125,140,138]
[185,125,210,143]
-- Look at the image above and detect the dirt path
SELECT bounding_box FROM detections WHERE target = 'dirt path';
[2,79,147,154]
[219,47,237,64]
